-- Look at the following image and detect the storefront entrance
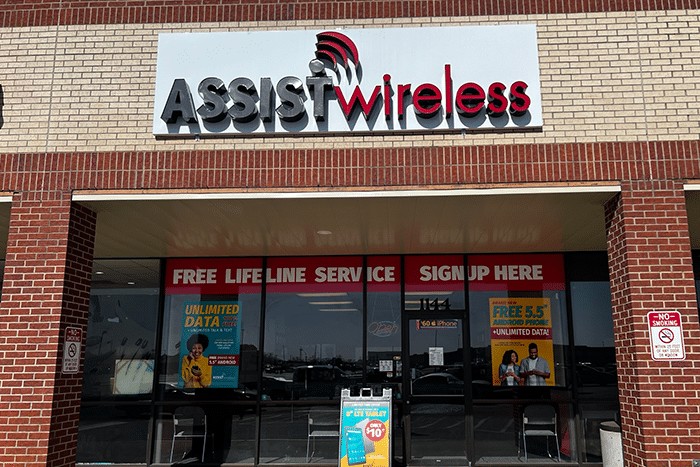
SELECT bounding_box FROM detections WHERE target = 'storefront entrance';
[404,312,470,466]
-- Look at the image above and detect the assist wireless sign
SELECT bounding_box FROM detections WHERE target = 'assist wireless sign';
[153,25,542,137]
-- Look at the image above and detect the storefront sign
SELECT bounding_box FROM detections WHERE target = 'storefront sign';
[339,389,392,467]
[153,25,541,137]
[179,301,242,388]
[166,254,563,295]
[62,327,82,374]
[648,311,685,360]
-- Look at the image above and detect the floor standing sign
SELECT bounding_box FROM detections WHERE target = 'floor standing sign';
[339,388,392,467]
[648,311,685,360]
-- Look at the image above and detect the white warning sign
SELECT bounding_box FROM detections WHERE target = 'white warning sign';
[648,311,685,361]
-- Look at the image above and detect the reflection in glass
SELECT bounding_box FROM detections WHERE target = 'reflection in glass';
[83,264,160,400]
[407,318,467,464]
[571,281,619,462]
[473,402,575,464]
[367,291,402,397]
[260,405,339,463]
[77,259,160,464]
[76,404,151,462]
[263,292,363,400]
[153,405,256,463]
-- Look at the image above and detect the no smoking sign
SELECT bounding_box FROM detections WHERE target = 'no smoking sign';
[62,327,83,374]
[648,311,685,361]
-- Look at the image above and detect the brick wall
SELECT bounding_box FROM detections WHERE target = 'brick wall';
[605,181,700,467]
[1,1,700,27]
[0,1,697,467]
[0,194,95,466]
[0,10,698,154]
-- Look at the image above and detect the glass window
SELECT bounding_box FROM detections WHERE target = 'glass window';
[262,257,363,402]
[568,252,618,463]
[77,259,161,464]
[77,404,151,463]
[366,256,402,390]
[155,257,262,464]
[468,254,577,464]
[468,254,570,394]
[473,401,576,463]
[152,404,257,463]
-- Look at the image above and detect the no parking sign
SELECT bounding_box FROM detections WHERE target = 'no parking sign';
[647,311,685,361]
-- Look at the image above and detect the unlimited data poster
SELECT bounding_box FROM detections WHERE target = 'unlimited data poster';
[179,301,242,389]
[489,297,555,386]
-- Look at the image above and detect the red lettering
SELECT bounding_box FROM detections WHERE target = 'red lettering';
[334,85,382,120]
[413,83,442,117]
[397,83,412,120]
[456,82,485,117]
[487,82,508,116]
[444,64,453,117]
[509,81,530,116]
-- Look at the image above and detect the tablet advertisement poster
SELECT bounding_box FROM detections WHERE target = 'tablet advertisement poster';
[339,398,391,467]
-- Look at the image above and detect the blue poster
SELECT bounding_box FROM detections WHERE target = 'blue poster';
[179,301,241,389]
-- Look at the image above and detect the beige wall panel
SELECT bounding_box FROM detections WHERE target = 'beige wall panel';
[0,11,698,153]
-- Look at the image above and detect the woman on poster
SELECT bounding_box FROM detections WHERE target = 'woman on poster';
[498,349,523,386]
[181,333,212,388]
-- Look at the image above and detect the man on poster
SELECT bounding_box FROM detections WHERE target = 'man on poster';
[520,342,550,386]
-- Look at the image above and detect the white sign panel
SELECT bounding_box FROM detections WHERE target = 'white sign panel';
[62,327,82,374]
[428,347,444,366]
[153,25,542,137]
[648,311,685,360]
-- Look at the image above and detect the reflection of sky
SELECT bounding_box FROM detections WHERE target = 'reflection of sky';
[264,292,363,362]
[570,282,614,347]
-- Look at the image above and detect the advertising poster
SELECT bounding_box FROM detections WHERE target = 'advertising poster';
[339,394,391,467]
[179,301,242,389]
[489,297,555,386]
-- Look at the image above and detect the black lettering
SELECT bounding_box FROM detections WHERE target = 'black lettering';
[161,79,197,124]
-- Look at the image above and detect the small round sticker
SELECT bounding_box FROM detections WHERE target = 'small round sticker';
[364,420,386,442]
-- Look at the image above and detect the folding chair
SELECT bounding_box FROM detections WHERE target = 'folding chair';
[522,404,561,461]
[306,408,340,462]
[169,406,209,462]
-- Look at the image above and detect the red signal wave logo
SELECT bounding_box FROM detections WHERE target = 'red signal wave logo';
[312,31,362,83]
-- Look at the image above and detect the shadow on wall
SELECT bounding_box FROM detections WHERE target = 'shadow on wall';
[0,84,4,129]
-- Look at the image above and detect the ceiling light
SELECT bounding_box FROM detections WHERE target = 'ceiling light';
[95,271,104,275]
[319,308,359,312]
[127,281,136,285]
[297,293,348,297]
[309,301,353,305]
[316,230,332,235]
[404,291,454,296]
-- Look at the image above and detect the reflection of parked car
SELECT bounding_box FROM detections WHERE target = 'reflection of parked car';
[292,365,359,399]
[261,375,293,400]
[411,372,464,395]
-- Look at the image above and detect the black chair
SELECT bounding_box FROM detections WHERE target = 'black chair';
[522,404,561,461]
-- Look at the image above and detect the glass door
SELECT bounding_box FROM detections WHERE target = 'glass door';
[404,314,470,466]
